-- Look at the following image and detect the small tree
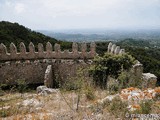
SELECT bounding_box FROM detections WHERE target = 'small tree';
[90,53,136,89]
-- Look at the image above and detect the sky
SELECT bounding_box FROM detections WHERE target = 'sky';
[0,0,160,30]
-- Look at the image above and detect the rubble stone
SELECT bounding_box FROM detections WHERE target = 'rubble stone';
[37,86,59,95]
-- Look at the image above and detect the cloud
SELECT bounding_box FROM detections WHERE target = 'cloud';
[0,0,160,29]
[14,3,25,14]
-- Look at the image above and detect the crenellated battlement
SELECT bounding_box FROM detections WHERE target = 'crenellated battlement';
[1,42,155,89]
[0,42,96,61]
[107,42,125,54]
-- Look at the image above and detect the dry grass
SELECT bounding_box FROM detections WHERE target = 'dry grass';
[0,88,159,120]
[0,89,117,120]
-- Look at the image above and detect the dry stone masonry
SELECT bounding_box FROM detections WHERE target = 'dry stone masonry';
[0,42,96,87]
[0,42,157,88]
[108,42,125,55]
[0,42,96,61]
[44,65,53,88]
[142,73,157,88]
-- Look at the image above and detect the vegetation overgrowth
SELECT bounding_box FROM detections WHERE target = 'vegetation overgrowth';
[96,39,160,85]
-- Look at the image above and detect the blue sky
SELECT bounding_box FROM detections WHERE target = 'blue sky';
[0,0,160,30]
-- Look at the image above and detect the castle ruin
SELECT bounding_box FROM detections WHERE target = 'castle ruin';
[0,42,157,88]
[0,42,96,87]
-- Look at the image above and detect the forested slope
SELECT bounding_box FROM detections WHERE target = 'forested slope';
[0,21,72,50]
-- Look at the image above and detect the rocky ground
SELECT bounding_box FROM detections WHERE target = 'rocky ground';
[0,86,160,120]
[0,86,117,120]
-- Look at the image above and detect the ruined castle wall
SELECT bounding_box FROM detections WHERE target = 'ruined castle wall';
[0,42,96,86]
[0,61,48,85]
[0,59,92,86]
[107,42,125,55]
[53,60,92,81]
[0,42,96,61]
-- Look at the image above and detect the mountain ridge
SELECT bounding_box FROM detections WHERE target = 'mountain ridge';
[0,21,72,50]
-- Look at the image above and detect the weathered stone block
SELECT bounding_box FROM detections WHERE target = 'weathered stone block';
[111,44,116,54]
[108,42,112,53]
[142,73,157,88]
[10,43,17,59]
[44,65,53,88]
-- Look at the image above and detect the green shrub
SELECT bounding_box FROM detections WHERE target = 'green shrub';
[0,109,9,117]
[118,71,142,89]
[85,87,95,100]
[108,96,128,118]
[90,53,136,89]
[63,79,83,91]
[132,100,153,114]
[16,79,27,93]
[139,100,153,114]
[107,77,119,94]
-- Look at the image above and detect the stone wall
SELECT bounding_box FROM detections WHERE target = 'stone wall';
[0,42,158,88]
[0,42,96,87]
[0,60,48,85]
[132,61,143,79]
[0,59,92,86]
[0,42,96,61]
[142,73,157,88]
[108,42,125,55]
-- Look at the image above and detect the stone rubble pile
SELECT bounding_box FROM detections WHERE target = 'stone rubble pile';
[120,87,160,101]
[89,87,160,112]
[120,87,160,111]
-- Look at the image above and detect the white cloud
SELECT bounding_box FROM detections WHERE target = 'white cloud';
[5,1,12,6]
[14,3,25,14]
[0,0,160,29]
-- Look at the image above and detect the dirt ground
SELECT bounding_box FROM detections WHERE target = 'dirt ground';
[0,89,118,120]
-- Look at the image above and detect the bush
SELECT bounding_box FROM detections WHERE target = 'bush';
[118,71,142,89]
[16,79,28,93]
[62,79,83,91]
[107,77,119,94]
[90,53,136,89]
[85,87,95,100]
[139,100,153,114]
[108,96,128,118]
[133,100,153,114]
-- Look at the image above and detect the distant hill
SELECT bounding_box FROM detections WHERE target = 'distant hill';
[39,29,160,42]
[116,38,160,48]
[0,21,72,50]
